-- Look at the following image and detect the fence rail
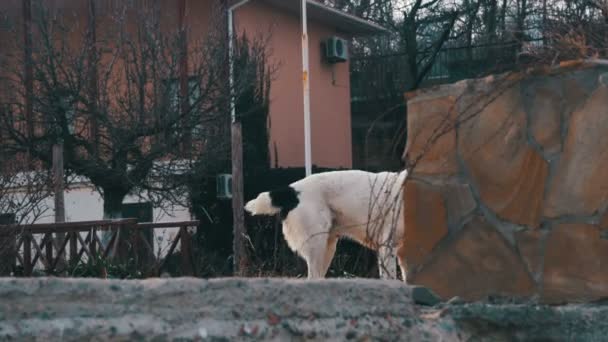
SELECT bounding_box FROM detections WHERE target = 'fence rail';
[350,39,544,101]
[0,219,199,277]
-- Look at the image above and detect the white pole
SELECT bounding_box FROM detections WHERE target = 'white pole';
[228,0,252,123]
[301,0,312,177]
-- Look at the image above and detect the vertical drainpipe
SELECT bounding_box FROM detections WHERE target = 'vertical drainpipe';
[228,0,252,124]
[301,0,312,177]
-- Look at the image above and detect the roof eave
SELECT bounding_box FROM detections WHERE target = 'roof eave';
[306,0,388,36]
[252,0,388,36]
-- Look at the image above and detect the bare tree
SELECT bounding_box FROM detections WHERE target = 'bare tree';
[327,0,459,89]
[0,152,51,275]
[0,1,271,222]
[0,157,50,225]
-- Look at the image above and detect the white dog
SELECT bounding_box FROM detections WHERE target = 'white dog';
[244,169,408,281]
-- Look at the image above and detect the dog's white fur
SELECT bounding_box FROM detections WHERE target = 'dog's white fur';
[245,169,408,281]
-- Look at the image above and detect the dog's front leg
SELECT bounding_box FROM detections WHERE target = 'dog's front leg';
[300,235,335,279]
[304,252,327,279]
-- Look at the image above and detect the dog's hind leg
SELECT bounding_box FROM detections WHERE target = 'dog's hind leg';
[321,236,338,277]
[378,245,398,280]
[395,242,408,283]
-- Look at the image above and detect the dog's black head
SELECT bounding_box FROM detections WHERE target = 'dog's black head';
[269,186,300,220]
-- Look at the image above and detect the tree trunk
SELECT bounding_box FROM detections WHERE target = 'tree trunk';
[485,0,498,61]
[178,0,191,156]
[22,0,34,141]
[403,18,418,90]
[0,214,16,276]
[87,0,99,156]
[103,190,126,220]
[500,0,507,38]
[53,144,66,222]
[231,121,248,276]
[485,0,498,42]
[516,0,527,42]
[101,189,127,261]
[465,0,481,62]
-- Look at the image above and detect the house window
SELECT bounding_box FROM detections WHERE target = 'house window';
[57,94,76,135]
[0,213,15,225]
[0,13,11,31]
[164,77,201,116]
[162,77,202,148]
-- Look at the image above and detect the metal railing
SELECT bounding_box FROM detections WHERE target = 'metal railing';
[0,219,199,277]
[350,40,540,101]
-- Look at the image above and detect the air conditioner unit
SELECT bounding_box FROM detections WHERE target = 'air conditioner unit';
[324,36,348,63]
[216,173,232,199]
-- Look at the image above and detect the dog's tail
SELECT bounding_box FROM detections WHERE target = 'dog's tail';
[244,192,280,216]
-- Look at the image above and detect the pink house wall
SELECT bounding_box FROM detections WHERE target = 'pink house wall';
[234,2,353,169]
[0,0,353,169]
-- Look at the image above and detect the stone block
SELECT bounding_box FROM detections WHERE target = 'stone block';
[521,80,563,155]
[514,229,545,280]
[543,82,608,218]
[443,183,477,229]
[542,223,608,303]
[402,180,449,270]
[409,216,535,301]
[458,84,548,227]
[411,286,442,306]
[404,95,459,175]
[560,68,599,117]
[601,210,608,230]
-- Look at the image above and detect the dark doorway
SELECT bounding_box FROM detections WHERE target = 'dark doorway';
[122,202,153,222]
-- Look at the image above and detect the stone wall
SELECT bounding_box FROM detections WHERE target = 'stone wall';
[402,61,608,304]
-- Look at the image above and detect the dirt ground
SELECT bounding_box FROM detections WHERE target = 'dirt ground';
[1,277,607,341]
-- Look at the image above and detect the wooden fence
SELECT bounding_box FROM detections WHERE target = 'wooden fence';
[0,219,199,277]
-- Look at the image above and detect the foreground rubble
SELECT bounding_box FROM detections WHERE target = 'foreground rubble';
[0,277,607,341]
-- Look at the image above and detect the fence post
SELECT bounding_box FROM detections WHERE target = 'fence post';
[45,233,53,273]
[180,226,194,276]
[130,222,140,270]
[70,231,78,267]
[112,223,126,264]
[90,227,97,262]
[23,233,32,276]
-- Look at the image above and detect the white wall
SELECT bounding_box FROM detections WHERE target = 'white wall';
[6,181,194,271]
[30,185,192,224]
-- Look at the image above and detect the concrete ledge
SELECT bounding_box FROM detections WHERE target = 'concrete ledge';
[0,277,607,341]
